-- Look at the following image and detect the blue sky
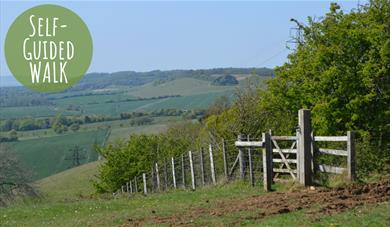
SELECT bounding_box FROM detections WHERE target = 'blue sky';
[1,0,362,75]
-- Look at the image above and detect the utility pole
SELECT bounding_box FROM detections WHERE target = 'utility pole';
[65,145,86,167]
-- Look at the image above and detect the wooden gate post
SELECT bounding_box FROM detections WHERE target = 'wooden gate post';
[238,134,245,179]
[189,151,196,190]
[222,139,229,179]
[130,180,133,193]
[347,131,356,181]
[248,135,254,187]
[298,109,312,186]
[263,132,273,191]
[171,157,177,189]
[209,144,216,185]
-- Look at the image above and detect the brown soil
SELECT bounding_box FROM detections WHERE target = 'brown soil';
[122,178,390,226]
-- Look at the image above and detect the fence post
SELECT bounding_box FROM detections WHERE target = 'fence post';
[143,173,147,195]
[121,185,124,193]
[248,135,254,187]
[263,132,273,191]
[189,151,196,190]
[298,109,312,186]
[222,138,229,180]
[347,131,356,181]
[130,180,133,193]
[126,182,129,192]
[181,154,186,188]
[164,161,168,190]
[171,157,177,189]
[134,177,138,193]
[311,131,317,177]
[151,165,155,191]
[238,134,245,179]
[199,148,205,186]
[155,163,160,191]
[209,144,217,185]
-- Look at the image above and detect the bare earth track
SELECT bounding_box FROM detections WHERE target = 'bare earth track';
[123,178,390,226]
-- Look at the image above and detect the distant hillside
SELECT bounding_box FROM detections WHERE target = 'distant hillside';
[127,77,237,98]
[71,67,274,91]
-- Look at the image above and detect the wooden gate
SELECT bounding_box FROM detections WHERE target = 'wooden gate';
[271,134,298,180]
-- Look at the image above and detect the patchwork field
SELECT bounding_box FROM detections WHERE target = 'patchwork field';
[0,79,239,119]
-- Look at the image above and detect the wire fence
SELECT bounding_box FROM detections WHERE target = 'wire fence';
[119,138,269,195]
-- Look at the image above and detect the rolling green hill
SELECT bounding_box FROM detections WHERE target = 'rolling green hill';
[35,161,100,200]
[6,129,108,180]
[127,77,236,98]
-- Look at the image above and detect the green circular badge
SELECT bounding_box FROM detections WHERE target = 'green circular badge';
[5,4,93,93]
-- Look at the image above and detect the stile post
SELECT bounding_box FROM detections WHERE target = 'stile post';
[143,173,147,195]
[155,163,160,191]
[181,154,186,188]
[238,134,245,179]
[248,135,254,187]
[209,144,216,185]
[347,131,356,181]
[222,138,229,179]
[298,109,312,186]
[189,151,196,190]
[263,132,273,191]
[171,157,177,189]
[200,148,205,186]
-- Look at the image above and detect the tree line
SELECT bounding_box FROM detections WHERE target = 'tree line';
[0,108,206,133]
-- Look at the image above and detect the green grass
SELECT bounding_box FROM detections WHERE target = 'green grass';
[4,129,108,180]
[1,161,388,226]
[1,180,388,226]
[0,105,76,119]
[127,77,236,98]
[108,123,169,143]
[35,161,100,201]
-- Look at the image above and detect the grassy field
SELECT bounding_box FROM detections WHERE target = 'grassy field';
[3,129,108,180]
[0,162,388,226]
[0,115,180,181]
[126,77,236,97]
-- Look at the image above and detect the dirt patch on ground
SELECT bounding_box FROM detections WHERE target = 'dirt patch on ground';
[123,178,390,226]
